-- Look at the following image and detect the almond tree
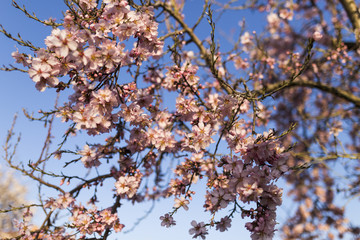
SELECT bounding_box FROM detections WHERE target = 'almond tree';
[1,0,360,239]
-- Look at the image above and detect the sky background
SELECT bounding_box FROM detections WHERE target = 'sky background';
[0,0,359,240]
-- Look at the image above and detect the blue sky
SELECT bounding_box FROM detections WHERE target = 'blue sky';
[0,0,359,240]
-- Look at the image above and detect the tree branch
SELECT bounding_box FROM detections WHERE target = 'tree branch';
[260,79,360,108]
[339,0,360,31]
[340,0,360,39]
[155,1,235,95]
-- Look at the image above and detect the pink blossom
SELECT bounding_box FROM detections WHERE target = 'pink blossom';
[28,62,51,83]
[115,175,141,198]
[189,220,208,239]
[216,216,232,232]
[46,29,78,57]
[210,188,233,209]
[174,197,190,211]
[78,145,101,168]
[160,213,176,228]
[56,193,75,209]
[99,209,117,225]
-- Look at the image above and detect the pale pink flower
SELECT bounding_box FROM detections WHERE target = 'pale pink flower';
[155,111,172,129]
[79,0,97,9]
[115,175,140,198]
[267,12,280,25]
[56,193,74,209]
[189,220,208,239]
[210,188,233,209]
[100,209,117,225]
[216,216,232,232]
[78,145,101,168]
[160,213,176,228]
[313,31,323,41]
[233,56,249,70]
[279,9,294,20]
[83,46,103,71]
[239,180,263,200]
[241,32,252,45]
[174,197,190,211]
[28,62,51,83]
[329,121,343,137]
[12,50,31,67]
[46,29,78,57]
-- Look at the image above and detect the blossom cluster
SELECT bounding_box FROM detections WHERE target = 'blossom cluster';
[43,193,123,237]
[8,1,295,239]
